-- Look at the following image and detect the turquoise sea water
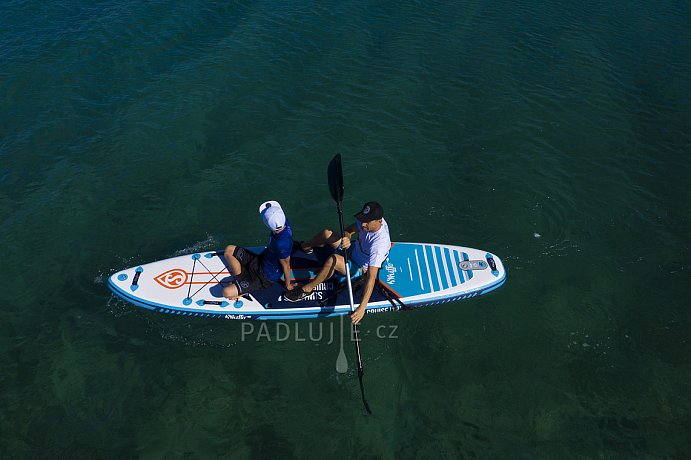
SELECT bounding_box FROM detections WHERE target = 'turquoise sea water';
[1,0,690,458]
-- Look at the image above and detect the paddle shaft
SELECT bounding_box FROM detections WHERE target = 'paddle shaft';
[328,153,371,414]
[335,202,365,373]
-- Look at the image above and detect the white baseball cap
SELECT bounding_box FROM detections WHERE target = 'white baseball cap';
[258,201,286,230]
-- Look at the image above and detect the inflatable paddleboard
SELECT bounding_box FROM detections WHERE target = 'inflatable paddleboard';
[108,243,506,320]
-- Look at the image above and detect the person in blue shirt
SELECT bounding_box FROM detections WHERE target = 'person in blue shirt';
[222,201,295,299]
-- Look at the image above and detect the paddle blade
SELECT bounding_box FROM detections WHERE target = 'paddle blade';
[328,154,344,204]
[336,348,348,374]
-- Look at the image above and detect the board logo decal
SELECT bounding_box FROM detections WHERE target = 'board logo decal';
[151,269,229,289]
[385,262,396,285]
[154,269,188,289]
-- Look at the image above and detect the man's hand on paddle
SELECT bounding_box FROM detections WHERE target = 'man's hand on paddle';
[330,236,351,250]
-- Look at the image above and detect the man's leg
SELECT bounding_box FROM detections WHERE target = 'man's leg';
[301,229,341,252]
[300,253,346,293]
[222,282,241,300]
[222,245,245,300]
[223,245,242,275]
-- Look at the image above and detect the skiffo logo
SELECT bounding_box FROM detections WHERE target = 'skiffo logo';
[153,268,227,289]
[385,262,396,285]
[154,269,188,289]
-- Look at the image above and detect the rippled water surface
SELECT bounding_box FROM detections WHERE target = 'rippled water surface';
[1,0,689,458]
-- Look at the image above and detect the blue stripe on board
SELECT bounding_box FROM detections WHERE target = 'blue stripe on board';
[444,247,457,287]
[435,246,449,290]
[462,252,473,280]
[414,248,426,293]
[454,251,465,283]
[425,245,439,292]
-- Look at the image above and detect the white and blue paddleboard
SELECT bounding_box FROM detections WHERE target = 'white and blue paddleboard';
[108,243,506,320]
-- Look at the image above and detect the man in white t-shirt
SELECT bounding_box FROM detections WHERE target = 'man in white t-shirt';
[285,201,391,324]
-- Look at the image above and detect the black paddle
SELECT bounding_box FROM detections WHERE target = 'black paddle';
[327,153,372,415]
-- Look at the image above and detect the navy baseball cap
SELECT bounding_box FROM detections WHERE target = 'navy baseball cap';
[354,201,384,222]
